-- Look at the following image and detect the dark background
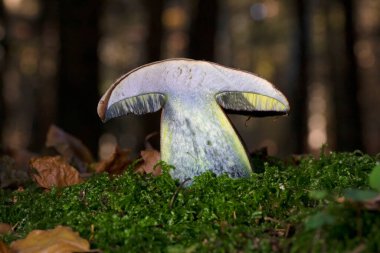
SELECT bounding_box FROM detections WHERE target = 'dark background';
[0,0,379,160]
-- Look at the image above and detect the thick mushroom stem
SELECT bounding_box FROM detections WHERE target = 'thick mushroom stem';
[161,94,252,182]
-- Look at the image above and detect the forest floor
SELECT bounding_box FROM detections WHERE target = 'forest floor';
[1,150,380,252]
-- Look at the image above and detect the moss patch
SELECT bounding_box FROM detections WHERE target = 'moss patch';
[1,152,379,252]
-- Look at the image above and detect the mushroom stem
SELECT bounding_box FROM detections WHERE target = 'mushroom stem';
[161,94,252,182]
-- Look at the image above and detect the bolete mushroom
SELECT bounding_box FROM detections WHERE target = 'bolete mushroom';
[98,58,289,182]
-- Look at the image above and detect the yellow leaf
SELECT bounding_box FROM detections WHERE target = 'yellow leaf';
[10,226,90,253]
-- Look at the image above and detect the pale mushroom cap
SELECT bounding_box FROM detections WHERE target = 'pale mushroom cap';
[98,58,289,121]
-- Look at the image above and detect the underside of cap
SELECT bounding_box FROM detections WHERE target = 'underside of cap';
[216,92,289,116]
[103,93,166,122]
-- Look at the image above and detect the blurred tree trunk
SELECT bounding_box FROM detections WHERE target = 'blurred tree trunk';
[143,0,164,61]
[57,0,102,155]
[326,0,363,151]
[188,0,219,61]
[30,1,59,150]
[291,0,310,153]
[1,3,42,151]
[0,1,7,145]
[334,0,362,151]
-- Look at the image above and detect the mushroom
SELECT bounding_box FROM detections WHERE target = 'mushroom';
[98,58,289,182]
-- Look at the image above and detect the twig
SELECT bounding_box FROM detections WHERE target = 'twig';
[169,178,191,209]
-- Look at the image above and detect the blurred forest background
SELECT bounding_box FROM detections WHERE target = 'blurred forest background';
[0,0,379,161]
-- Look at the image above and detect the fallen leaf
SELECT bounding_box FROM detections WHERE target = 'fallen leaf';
[30,156,83,189]
[0,223,12,235]
[10,226,90,253]
[94,147,132,174]
[136,149,161,176]
[0,241,11,253]
[46,125,93,172]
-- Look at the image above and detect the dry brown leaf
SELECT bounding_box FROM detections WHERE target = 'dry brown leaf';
[0,240,11,253]
[0,224,12,235]
[94,147,132,174]
[46,125,93,172]
[30,156,83,189]
[136,149,161,176]
[10,226,90,253]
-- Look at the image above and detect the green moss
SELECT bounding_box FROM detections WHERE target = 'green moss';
[0,152,379,252]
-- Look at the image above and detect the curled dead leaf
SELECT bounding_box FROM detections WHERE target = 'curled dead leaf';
[46,125,93,172]
[10,226,90,253]
[30,156,83,189]
[0,223,12,235]
[94,147,132,174]
[135,149,161,176]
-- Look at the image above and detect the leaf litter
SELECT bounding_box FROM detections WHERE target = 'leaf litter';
[0,126,167,252]
[94,147,132,174]
[1,126,379,252]
[135,149,161,176]
[30,156,83,189]
[46,125,94,173]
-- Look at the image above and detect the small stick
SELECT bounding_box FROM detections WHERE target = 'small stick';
[169,178,191,209]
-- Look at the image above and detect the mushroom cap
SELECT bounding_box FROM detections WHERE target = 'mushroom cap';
[98,58,289,121]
